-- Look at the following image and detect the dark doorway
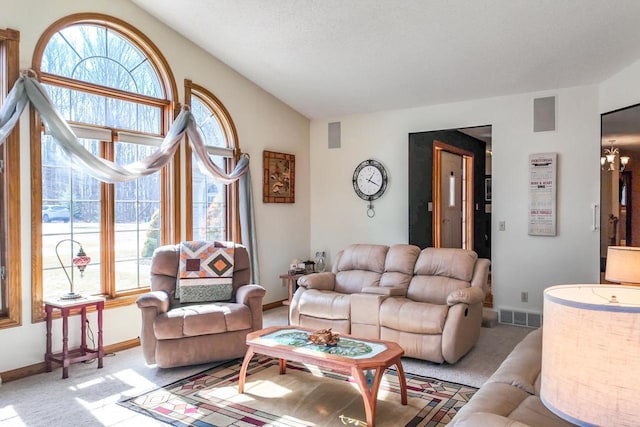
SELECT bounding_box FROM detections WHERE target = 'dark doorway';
[408,126,492,260]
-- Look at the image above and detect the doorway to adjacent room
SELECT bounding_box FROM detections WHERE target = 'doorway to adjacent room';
[600,104,640,281]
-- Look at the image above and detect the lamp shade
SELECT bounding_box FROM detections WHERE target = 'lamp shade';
[605,246,640,285]
[541,284,640,426]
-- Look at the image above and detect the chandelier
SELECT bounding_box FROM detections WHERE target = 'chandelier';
[601,140,630,172]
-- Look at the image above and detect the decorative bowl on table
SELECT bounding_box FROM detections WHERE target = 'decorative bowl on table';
[308,328,340,346]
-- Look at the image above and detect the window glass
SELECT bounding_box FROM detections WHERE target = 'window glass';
[43,85,162,133]
[190,95,227,241]
[114,142,160,292]
[41,25,162,97]
[41,136,102,301]
[33,17,173,311]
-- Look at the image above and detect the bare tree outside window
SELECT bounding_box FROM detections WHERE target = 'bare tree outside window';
[183,81,240,244]
[190,95,227,241]
[32,17,175,310]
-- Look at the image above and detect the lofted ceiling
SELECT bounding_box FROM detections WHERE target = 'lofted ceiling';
[131,0,640,121]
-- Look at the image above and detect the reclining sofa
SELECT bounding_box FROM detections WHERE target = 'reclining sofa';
[449,328,573,427]
[136,241,266,368]
[289,243,490,364]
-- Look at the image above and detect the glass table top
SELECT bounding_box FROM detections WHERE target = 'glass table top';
[260,328,387,359]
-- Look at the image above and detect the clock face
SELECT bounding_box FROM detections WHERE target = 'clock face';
[352,160,388,201]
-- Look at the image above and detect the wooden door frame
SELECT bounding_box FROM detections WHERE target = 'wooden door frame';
[433,140,474,250]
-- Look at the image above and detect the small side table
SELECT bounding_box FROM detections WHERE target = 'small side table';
[279,273,305,306]
[44,295,105,379]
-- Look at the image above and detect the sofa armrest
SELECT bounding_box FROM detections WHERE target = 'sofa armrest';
[136,290,170,365]
[136,290,170,314]
[298,272,336,291]
[235,284,266,306]
[236,284,266,331]
[362,286,407,297]
[351,293,386,339]
[447,285,485,306]
[471,258,491,294]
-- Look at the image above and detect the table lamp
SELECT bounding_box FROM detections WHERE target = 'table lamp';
[605,246,640,286]
[55,238,91,300]
[541,284,640,426]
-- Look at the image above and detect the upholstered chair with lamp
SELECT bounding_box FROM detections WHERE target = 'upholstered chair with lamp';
[136,241,265,368]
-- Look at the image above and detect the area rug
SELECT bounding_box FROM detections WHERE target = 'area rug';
[119,355,477,426]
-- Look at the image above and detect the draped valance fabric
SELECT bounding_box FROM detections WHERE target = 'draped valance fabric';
[0,73,259,283]
[1,75,250,183]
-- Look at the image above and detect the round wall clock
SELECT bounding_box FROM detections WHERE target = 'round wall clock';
[352,159,388,216]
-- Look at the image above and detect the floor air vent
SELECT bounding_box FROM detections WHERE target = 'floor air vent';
[499,309,541,328]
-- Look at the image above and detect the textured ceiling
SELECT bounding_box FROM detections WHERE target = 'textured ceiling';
[131,0,640,120]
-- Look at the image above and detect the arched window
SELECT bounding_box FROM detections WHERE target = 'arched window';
[30,14,177,320]
[0,28,21,329]
[185,80,240,242]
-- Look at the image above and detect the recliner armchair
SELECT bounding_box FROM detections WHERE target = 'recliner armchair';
[136,241,265,368]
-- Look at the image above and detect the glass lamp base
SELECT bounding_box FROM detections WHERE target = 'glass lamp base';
[60,292,83,300]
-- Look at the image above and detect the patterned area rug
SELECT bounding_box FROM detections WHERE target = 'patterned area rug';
[119,355,477,426]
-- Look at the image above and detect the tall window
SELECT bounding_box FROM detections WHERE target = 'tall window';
[31,15,177,320]
[185,80,239,242]
[0,28,20,329]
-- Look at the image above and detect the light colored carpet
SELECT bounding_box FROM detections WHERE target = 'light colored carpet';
[0,306,531,426]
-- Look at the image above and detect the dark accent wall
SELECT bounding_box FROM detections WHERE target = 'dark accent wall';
[408,130,490,259]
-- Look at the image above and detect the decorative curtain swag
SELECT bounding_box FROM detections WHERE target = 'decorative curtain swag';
[0,72,259,283]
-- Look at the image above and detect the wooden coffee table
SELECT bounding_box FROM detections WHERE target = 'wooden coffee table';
[238,326,407,427]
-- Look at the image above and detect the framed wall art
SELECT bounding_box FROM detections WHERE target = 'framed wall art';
[528,152,557,236]
[263,150,295,203]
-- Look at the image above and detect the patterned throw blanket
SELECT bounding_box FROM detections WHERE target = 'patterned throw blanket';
[177,241,235,303]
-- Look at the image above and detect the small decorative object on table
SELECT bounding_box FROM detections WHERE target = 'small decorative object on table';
[303,260,315,274]
[315,251,326,272]
[55,238,91,300]
[309,328,340,346]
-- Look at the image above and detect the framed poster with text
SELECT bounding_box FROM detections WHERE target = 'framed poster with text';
[528,152,557,236]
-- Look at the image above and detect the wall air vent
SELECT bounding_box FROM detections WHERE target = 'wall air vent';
[499,308,542,328]
[533,96,556,132]
[328,122,341,149]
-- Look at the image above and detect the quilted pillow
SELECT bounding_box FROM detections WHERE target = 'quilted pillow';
[177,241,234,303]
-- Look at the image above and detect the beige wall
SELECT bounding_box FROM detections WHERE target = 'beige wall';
[0,0,310,372]
[309,85,602,316]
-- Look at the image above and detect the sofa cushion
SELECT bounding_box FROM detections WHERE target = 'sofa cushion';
[153,303,251,339]
[379,244,421,290]
[379,297,448,334]
[509,395,574,427]
[407,275,470,305]
[335,270,383,294]
[405,248,477,305]
[298,289,351,320]
[488,328,542,395]
[384,244,421,275]
[414,248,477,281]
[333,244,388,294]
[451,382,532,425]
[336,244,388,273]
